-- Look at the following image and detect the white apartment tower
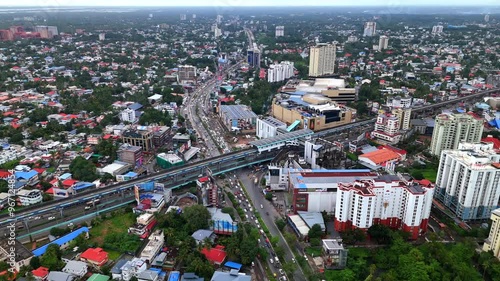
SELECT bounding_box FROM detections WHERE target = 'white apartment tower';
[308,43,336,77]
[483,209,500,259]
[435,142,500,220]
[430,113,484,156]
[432,25,444,34]
[378,35,389,51]
[275,26,284,37]
[120,108,137,123]
[267,61,294,83]
[335,176,434,240]
[363,22,377,37]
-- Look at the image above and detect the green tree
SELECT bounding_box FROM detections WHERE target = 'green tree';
[275,218,286,231]
[40,244,64,271]
[367,224,393,244]
[182,204,211,234]
[308,224,323,239]
[265,193,273,201]
[69,156,98,182]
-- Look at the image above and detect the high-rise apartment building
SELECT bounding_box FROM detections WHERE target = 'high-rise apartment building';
[275,26,284,37]
[267,61,294,83]
[308,43,336,77]
[431,25,444,34]
[335,175,434,240]
[247,48,261,68]
[392,108,411,130]
[180,14,187,21]
[485,14,490,22]
[378,35,389,51]
[483,209,500,259]
[178,65,197,83]
[99,33,106,41]
[371,112,402,144]
[363,22,377,37]
[35,26,58,39]
[430,113,484,156]
[434,142,500,220]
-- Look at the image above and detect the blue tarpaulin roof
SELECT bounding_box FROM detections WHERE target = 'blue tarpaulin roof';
[33,227,89,256]
[15,170,38,180]
[168,271,180,281]
[224,261,242,270]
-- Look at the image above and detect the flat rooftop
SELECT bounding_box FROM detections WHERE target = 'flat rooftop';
[250,129,313,148]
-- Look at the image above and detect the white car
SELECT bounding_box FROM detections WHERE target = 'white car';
[48,217,56,221]
[84,206,91,210]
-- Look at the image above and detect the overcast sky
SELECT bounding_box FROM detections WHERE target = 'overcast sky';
[1,0,499,6]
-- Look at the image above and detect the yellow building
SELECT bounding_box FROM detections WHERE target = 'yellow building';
[483,209,500,259]
[271,96,354,132]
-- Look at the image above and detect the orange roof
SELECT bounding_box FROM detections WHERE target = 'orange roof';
[360,148,401,165]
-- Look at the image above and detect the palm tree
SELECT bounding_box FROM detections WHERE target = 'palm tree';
[202,237,213,251]
[482,260,490,279]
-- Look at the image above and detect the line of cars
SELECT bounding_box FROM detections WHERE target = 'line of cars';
[227,174,287,281]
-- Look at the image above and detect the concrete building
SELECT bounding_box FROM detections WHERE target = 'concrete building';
[430,113,484,156]
[378,35,389,51]
[17,189,43,206]
[0,238,33,272]
[267,61,294,83]
[347,35,357,43]
[35,26,58,39]
[99,33,105,41]
[178,65,197,84]
[483,209,500,259]
[117,144,143,168]
[392,108,412,130]
[122,128,154,152]
[308,43,336,77]
[432,25,444,34]
[140,230,164,263]
[120,108,137,123]
[434,142,500,220]
[156,152,184,169]
[256,117,287,139]
[214,26,222,38]
[275,25,284,37]
[386,96,412,108]
[62,261,88,278]
[290,169,378,214]
[371,112,402,144]
[247,48,261,68]
[335,175,434,240]
[282,78,356,103]
[322,239,347,269]
[363,22,377,37]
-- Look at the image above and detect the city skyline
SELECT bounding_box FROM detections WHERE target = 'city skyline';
[1,0,499,7]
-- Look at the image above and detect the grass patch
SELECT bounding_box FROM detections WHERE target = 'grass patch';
[106,249,122,261]
[89,211,136,246]
[410,168,438,182]
[305,247,322,257]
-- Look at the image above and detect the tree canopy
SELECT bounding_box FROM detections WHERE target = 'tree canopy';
[69,156,98,182]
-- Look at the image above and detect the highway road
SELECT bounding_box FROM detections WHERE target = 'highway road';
[235,169,307,281]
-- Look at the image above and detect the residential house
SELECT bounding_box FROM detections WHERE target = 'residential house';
[62,260,88,277]
[47,272,74,281]
[31,267,49,281]
[80,247,109,267]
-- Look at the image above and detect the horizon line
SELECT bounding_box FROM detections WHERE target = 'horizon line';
[1,4,499,7]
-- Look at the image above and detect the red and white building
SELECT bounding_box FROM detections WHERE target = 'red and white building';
[371,113,402,144]
[334,175,434,240]
[80,247,109,267]
[290,169,378,214]
[358,145,407,171]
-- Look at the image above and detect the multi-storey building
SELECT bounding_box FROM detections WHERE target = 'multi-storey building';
[378,35,389,51]
[335,175,434,240]
[309,43,336,77]
[392,108,412,130]
[17,189,42,206]
[483,209,500,259]
[386,96,412,108]
[140,230,164,263]
[275,25,284,37]
[430,113,484,156]
[267,61,294,83]
[122,129,154,152]
[363,22,377,36]
[247,48,261,68]
[120,108,137,123]
[371,113,402,144]
[432,25,444,34]
[435,142,500,220]
[177,65,197,84]
[290,169,378,214]
[117,144,143,168]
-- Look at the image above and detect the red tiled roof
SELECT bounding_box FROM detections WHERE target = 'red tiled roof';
[201,245,227,265]
[198,176,209,183]
[80,248,109,265]
[482,137,500,149]
[360,148,402,165]
[62,179,78,187]
[0,170,12,179]
[32,267,49,278]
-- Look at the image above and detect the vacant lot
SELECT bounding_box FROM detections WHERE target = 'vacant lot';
[89,211,136,246]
